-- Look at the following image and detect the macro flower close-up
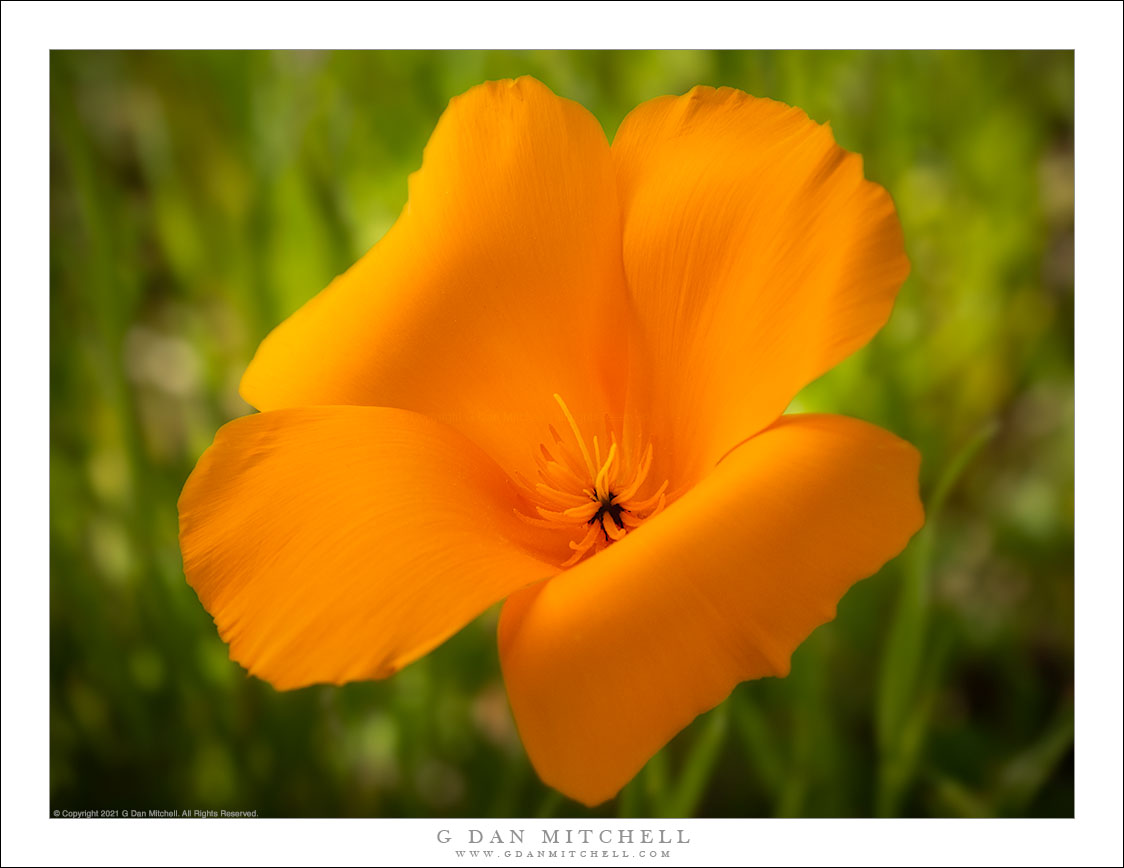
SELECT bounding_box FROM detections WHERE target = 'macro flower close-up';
[178,75,924,807]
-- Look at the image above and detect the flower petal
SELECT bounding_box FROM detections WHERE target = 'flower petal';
[498,414,923,807]
[612,87,910,486]
[240,77,630,480]
[179,406,555,690]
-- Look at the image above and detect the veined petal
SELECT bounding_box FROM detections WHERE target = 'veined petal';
[241,77,630,480]
[498,414,923,807]
[613,87,910,487]
[179,406,555,690]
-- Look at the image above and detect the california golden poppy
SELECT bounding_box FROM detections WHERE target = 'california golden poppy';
[178,76,923,807]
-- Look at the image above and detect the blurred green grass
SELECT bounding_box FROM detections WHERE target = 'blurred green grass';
[49,50,1074,818]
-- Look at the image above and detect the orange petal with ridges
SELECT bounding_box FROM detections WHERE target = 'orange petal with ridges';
[612,87,910,488]
[179,406,556,690]
[240,76,630,482]
[498,414,923,807]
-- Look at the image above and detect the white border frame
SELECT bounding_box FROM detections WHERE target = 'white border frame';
[3,2,1121,866]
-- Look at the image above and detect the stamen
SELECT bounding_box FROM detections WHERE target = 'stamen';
[535,451,585,493]
[613,442,653,503]
[594,442,617,497]
[533,483,589,509]
[603,516,627,541]
[515,509,566,530]
[568,522,602,551]
[563,502,602,520]
[560,523,602,568]
[514,395,670,568]
[553,393,597,481]
[619,510,647,529]
[626,479,669,513]
[535,501,600,524]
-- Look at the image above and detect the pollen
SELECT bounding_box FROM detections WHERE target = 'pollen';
[515,394,669,568]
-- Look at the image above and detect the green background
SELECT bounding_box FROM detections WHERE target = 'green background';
[49,50,1074,818]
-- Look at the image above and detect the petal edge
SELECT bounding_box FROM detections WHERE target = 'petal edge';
[499,413,923,806]
[180,406,556,690]
[613,87,911,486]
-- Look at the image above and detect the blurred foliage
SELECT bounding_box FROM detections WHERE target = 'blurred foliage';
[49,50,1074,818]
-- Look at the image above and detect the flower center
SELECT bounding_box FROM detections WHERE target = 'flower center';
[515,394,668,568]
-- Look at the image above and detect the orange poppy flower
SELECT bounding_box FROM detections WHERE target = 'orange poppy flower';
[179,76,923,807]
